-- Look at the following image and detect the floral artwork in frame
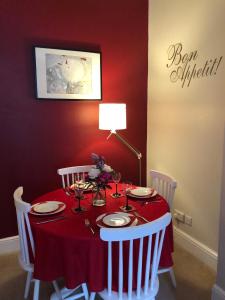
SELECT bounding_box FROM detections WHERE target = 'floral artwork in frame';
[34,47,102,100]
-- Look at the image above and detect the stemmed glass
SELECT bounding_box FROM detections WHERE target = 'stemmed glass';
[73,182,86,212]
[63,180,85,199]
[112,171,122,198]
[120,181,134,212]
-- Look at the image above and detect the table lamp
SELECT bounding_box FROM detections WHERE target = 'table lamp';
[99,103,142,186]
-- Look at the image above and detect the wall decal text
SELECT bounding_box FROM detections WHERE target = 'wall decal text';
[167,43,223,88]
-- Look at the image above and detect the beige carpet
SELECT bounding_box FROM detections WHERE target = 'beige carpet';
[0,244,215,300]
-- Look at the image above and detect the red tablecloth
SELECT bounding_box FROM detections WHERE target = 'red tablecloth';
[30,184,173,292]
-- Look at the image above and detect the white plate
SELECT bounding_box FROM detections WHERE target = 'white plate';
[130,187,152,197]
[128,189,157,199]
[102,213,130,227]
[30,201,66,216]
[96,212,138,228]
[33,202,59,213]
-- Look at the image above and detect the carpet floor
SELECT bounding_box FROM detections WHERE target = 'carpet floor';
[0,244,215,300]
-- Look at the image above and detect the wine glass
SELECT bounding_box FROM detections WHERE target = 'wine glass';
[112,171,122,198]
[73,182,86,212]
[120,181,135,212]
[64,179,86,199]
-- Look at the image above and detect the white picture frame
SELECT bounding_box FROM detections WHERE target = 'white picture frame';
[34,47,102,100]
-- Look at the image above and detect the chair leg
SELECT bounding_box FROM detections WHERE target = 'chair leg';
[90,292,96,300]
[33,279,40,300]
[24,271,32,299]
[50,286,83,300]
[169,268,176,288]
[82,283,89,300]
[52,280,62,300]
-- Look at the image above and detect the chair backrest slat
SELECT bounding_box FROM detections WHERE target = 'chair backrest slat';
[150,170,177,208]
[150,232,159,291]
[144,235,152,295]
[62,175,66,188]
[119,241,123,300]
[128,239,133,300]
[66,174,70,187]
[57,165,95,188]
[17,211,28,263]
[13,187,34,267]
[136,237,143,298]
[100,213,171,300]
[108,241,112,296]
[156,228,166,269]
[25,213,35,256]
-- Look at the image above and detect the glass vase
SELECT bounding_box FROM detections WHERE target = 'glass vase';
[92,187,106,207]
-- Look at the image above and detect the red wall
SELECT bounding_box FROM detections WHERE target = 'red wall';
[0,0,148,238]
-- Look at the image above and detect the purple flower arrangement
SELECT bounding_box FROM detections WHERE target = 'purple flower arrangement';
[88,153,113,190]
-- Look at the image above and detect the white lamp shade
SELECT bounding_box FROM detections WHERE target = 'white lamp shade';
[99,103,127,131]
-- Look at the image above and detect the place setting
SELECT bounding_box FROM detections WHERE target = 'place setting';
[63,180,94,213]
[127,186,157,198]
[30,201,66,216]
[29,200,67,224]
[96,211,138,228]
[63,181,93,197]
[127,186,163,204]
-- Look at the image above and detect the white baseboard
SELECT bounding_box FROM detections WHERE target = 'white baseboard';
[0,235,19,255]
[212,284,225,300]
[173,226,218,271]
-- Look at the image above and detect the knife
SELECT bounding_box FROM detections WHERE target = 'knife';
[35,216,66,225]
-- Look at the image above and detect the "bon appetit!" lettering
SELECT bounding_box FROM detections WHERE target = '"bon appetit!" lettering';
[167,43,223,88]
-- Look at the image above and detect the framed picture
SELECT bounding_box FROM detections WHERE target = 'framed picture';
[34,47,102,100]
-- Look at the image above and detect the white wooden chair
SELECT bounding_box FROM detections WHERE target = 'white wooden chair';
[14,187,89,300]
[57,165,94,188]
[150,170,177,287]
[13,187,62,300]
[90,213,172,300]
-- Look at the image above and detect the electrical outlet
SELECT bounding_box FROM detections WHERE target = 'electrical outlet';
[185,215,192,226]
[174,209,185,223]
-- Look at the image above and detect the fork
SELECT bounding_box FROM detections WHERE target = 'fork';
[133,211,149,223]
[84,218,95,235]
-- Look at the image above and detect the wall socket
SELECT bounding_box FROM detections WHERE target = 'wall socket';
[174,209,185,223]
[185,215,192,226]
[173,209,192,226]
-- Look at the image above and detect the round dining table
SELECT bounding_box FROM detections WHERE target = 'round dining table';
[29,184,174,293]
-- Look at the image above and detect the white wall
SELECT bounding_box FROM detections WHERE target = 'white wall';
[147,0,225,252]
[212,130,225,300]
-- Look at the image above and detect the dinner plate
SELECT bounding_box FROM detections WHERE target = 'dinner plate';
[96,212,138,228]
[128,189,157,199]
[130,187,152,197]
[33,202,59,213]
[102,213,131,227]
[30,201,66,216]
